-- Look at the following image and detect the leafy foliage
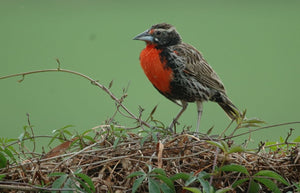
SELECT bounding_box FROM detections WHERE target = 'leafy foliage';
[127,165,176,193]
[49,168,95,193]
[0,68,299,192]
[220,164,289,192]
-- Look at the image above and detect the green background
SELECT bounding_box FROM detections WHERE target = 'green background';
[0,1,299,147]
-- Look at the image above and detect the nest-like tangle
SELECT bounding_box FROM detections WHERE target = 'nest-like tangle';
[0,132,299,193]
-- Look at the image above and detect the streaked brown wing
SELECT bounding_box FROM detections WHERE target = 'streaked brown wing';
[173,43,226,94]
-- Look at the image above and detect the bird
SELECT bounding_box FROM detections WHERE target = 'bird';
[133,23,241,133]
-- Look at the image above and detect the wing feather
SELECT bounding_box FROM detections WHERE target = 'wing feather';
[172,43,226,94]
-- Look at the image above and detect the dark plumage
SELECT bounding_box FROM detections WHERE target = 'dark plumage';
[133,23,241,132]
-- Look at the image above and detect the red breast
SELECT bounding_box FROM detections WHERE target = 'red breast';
[139,44,173,93]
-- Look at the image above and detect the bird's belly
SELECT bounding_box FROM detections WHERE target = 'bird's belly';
[140,46,173,93]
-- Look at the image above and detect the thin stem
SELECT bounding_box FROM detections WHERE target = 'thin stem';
[26,113,35,153]
[222,121,300,140]
[0,68,152,128]
[218,119,235,140]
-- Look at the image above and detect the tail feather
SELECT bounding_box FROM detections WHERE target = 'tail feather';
[218,100,241,120]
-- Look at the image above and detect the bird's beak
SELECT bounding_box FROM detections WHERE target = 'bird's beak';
[133,29,154,42]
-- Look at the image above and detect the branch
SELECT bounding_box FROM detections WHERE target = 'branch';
[0,68,152,128]
[0,182,75,192]
[222,121,300,140]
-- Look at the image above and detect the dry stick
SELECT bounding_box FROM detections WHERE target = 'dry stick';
[0,68,152,129]
[222,121,300,140]
[209,147,220,185]
[52,141,100,171]
[284,128,294,144]
[0,183,75,192]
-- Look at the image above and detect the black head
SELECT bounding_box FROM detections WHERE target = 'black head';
[133,23,182,47]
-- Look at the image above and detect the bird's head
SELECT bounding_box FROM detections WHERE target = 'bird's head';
[133,23,182,47]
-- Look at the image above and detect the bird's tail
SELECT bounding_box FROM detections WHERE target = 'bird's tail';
[218,98,241,120]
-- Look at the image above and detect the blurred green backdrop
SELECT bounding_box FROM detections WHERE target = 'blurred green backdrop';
[0,0,299,146]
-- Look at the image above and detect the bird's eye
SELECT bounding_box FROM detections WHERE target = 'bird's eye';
[155,31,162,36]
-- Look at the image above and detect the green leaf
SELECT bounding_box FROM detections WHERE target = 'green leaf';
[149,178,161,193]
[74,177,92,193]
[132,175,146,193]
[241,123,261,128]
[48,172,66,177]
[61,130,73,137]
[140,135,148,146]
[63,178,75,193]
[219,164,250,176]
[3,138,17,143]
[74,184,85,193]
[206,141,226,152]
[197,171,210,179]
[0,152,7,168]
[170,173,191,181]
[81,129,93,136]
[151,132,158,143]
[293,135,300,142]
[48,135,57,147]
[155,174,175,191]
[160,183,176,193]
[242,118,265,124]
[63,177,73,189]
[4,147,17,163]
[248,179,260,193]
[74,168,82,174]
[151,168,166,176]
[147,164,153,172]
[279,136,284,143]
[51,174,68,190]
[254,177,281,193]
[127,171,145,178]
[0,174,6,180]
[220,140,229,152]
[185,176,197,186]
[83,135,96,143]
[228,146,246,154]
[60,125,75,131]
[254,170,289,185]
[215,187,232,193]
[265,141,277,151]
[75,173,95,192]
[293,182,300,192]
[113,137,120,149]
[198,177,211,193]
[232,178,249,188]
[183,187,203,193]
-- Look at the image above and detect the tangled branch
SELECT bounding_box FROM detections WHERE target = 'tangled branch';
[0,66,152,129]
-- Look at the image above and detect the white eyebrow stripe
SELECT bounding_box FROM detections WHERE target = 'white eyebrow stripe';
[167,26,176,32]
[155,27,176,33]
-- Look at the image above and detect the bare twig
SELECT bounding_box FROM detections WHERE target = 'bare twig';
[52,141,100,171]
[218,119,235,140]
[222,122,300,140]
[4,135,68,149]
[285,128,294,144]
[0,68,152,129]
[0,181,75,192]
[209,147,220,185]
[26,113,36,153]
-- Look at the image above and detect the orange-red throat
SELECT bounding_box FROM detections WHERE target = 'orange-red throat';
[139,44,173,93]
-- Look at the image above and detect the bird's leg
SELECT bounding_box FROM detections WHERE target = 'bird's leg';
[196,101,203,133]
[169,101,188,133]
